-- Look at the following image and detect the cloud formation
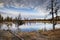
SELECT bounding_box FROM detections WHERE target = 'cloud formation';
[0,0,60,19]
[0,0,50,9]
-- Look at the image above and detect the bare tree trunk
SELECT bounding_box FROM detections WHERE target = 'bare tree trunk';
[7,25,22,40]
[51,0,55,30]
[8,30,22,40]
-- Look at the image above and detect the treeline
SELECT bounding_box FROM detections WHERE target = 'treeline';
[0,14,24,24]
[0,14,4,22]
[0,14,21,21]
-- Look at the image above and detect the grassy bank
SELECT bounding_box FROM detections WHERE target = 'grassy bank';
[0,29,60,40]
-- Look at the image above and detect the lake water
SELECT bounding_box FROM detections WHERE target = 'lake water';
[0,22,60,32]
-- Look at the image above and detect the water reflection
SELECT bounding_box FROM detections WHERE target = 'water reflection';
[0,22,60,32]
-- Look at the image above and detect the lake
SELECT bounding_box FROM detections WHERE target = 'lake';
[0,22,60,32]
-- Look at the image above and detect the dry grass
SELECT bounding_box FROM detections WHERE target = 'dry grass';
[0,29,60,40]
[40,29,60,40]
[41,29,60,36]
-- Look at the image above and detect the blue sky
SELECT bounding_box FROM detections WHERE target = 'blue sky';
[0,6,37,14]
[0,0,60,19]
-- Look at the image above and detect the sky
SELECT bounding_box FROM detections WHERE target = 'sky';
[0,0,60,19]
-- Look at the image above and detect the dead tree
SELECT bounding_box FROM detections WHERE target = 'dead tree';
[54,0,59,23]
[7,25,23,40]
[47,0,60,30]
[51,0,55,30]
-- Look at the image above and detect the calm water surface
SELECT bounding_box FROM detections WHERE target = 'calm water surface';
[0,22,60,32]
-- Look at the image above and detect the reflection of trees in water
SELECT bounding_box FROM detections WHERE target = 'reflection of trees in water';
[0,23,21,32]
[6,23,20,32]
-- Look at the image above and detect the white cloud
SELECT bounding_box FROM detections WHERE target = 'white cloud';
[34,6,50,16]
[0,0,60,19]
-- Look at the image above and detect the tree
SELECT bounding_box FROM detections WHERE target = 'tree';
[15,14,24,26]
[18,14,21,20]
[54,0,59,21]
[47,0,60,30]
[51,0,55,30]
[0,14,3,22]
[5,16,12,21]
